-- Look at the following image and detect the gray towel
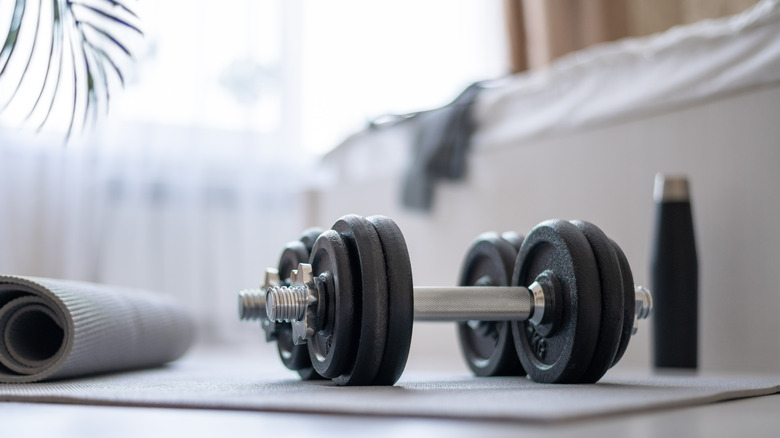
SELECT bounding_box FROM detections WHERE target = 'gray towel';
[366,82,482,212]
[401,82,482,211]
[0,275,194,383]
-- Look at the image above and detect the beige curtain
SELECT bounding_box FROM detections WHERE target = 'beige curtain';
[505,0,761,73]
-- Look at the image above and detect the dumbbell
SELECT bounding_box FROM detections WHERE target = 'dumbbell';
[239,214,652,386]
[240,215,413,385]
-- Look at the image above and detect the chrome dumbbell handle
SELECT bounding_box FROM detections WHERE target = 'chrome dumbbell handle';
[415,283,653,328]
[413,285,535,322]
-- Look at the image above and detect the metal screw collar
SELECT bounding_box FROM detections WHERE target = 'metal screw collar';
[265,263,318,344]
[528,281,546,326]
[633,286,653,335]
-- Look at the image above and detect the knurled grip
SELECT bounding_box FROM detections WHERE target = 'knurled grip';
[413,286,532,321]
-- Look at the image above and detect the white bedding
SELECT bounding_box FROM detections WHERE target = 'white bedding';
[474,0,780,151]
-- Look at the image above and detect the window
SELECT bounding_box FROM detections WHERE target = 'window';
[3,0,508,154]
[120,0,506,153]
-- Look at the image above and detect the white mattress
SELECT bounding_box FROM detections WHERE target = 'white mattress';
[474,0,780,151]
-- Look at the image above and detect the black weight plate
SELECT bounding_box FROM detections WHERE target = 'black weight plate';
[276,241,316,376]
[331,215,388,386]
[299,228,324,253]
[609,239,635,367]
[296,366,320,380]
[308,230,355,378]
[570,221,624,383]
[501,231,524,253]
[275,323,320,378]
[296,226,324,368]
[457,232,526,377]
[511,220,601,383]
[367,215,414,385]
[278,241,309,285]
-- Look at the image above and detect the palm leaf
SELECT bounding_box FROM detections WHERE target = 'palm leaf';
[0,0,26,74]
[0,0,142,140]
[0,0,40,111]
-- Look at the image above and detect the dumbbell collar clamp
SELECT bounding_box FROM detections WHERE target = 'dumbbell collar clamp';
[265,263,319,345]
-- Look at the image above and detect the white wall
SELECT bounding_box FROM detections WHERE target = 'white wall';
[315,83,780,374]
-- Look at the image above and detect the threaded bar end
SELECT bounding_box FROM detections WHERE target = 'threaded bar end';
[266,286,308,322]
[238,289,267,321]
[635,286,653,320]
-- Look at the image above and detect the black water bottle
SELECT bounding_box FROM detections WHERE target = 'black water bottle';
[651,174,698,369]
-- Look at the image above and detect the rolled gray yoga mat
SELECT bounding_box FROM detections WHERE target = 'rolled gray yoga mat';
[0,275,194,383]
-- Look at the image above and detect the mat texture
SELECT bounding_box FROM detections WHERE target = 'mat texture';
[0,276,194,383]
[1,347,779,423]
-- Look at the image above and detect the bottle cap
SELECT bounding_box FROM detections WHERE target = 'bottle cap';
[654,174,690,202]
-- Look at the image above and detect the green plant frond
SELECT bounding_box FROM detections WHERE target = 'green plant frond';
[79,20,132,56]
[105,0,137,19]
[71,1,142,35]
[1,0,141,140]
[1,0,43,113]
[86,43,109,119]
[79,0,138,20]
[66,16,80,140]
[35,0,66,131]
[25,0,60,121]
[78,27,107,132]
[33,0,64,131]
[84,38,122,86]
[0,0,26,74]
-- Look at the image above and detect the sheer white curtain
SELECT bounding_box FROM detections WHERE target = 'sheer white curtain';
[0,125,316,343]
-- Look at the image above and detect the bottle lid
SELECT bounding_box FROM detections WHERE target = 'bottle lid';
[654,174,690,202]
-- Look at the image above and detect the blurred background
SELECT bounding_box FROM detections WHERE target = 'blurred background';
[2,0,779,375]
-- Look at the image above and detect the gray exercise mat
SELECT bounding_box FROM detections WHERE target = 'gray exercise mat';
[0,276,194,383]
[1,347,778,422]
